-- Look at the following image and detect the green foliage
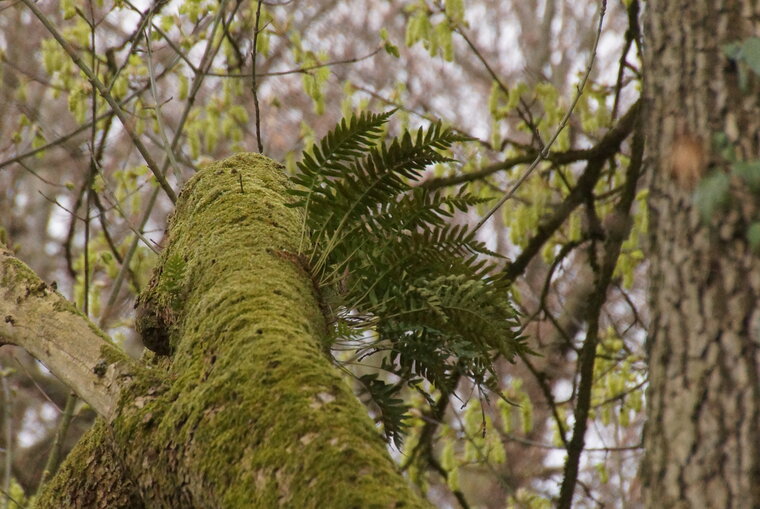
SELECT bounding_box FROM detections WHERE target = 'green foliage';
[615,188,648,288]
[748,222,760,253]
[289,110,525,444]
[357,373,409,448]
[695,135,760,252]
[159,252,187,309]
[7,478,27,509]
[445,0,466,24]
[405,7,455,61]
[732,160,760,192]
[507,490,552,509]
[721,37,760,92]
[379,28,400,58]
[723,37,760,89]
[591,328,646,430]
[694,171,730,222]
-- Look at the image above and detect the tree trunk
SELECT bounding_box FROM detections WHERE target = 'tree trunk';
[1,153,427,508]
[642,1,760,507]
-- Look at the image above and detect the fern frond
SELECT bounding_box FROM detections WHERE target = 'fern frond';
[159,253,187,310]
[357,373,410,449]
[291,110,395,252]
[308,123,466,272]
[380,326,461,392]
[292,109,394,193]
[364,187,488,233]
[290,110,524,445]
[398,274,520,357]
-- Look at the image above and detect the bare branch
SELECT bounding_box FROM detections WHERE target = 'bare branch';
[251,0,265,153]
[423,99,639,191]
[556,93,643,509]
[0,244,140,420]
[145,25,181,178]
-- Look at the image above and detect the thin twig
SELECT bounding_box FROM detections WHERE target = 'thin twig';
[13,358,62,412]
[12,161,66,187]
[474,0,607,233]
[454,24,510,98]
[0,63,177,172]
[0,487,24,509]
[38,393,76,489]
[251,0,264,153]
[453,16,545,148]
[449,409,517,496]
[611,0,640,119]
[423,99,638,191]
[20,0,177,203]
[101,0,234,316]
[208,47,383,78]
[92,163,161,254]
[145,24,181,178]
[504,432,641,452]
[42,10,102,480]
[139,21,198,73]
[105,0,171,95]
[352,83,480,143]
[1,372,11,509]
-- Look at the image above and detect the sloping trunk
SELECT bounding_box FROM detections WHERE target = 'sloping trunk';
[4,153,427,508]
[642,2,760,507]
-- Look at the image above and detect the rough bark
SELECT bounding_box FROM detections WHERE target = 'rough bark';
[642,2,760,508]
[2,153,428,508]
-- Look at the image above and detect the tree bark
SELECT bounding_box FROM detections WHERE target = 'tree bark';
[642,1,760,508]
[2,153,427,508]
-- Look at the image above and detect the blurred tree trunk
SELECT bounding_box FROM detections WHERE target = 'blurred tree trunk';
[10,153,428,509]
[642,1,760,507]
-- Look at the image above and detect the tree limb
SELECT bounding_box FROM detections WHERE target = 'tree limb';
[504,100,640,282]
[423,99,640,191]
[556,108,644,508]
[0,244,139,420]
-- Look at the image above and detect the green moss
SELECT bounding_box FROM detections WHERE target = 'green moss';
[2,257,40,287]
[117,154,429,508]
[33,421,144,508]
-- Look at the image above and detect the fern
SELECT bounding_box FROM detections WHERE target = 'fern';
[289,110,525,444]
[357,373,410,449]
[291,110,394,251]
[159,252,186,310]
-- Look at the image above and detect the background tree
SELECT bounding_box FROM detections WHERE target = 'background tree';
[642,1,760,507]
[0,0,650,507]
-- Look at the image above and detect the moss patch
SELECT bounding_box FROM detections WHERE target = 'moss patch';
[118,154,428,508]
[33,421,144,509]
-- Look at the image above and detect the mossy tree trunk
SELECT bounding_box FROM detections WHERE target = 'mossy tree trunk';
[642,1,760,507]
[2,154,427,508]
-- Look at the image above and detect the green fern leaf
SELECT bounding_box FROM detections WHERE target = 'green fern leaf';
[309,123,468,269]
[290,111,393,204]
[291,110,524,445]
[358,373,410,448]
